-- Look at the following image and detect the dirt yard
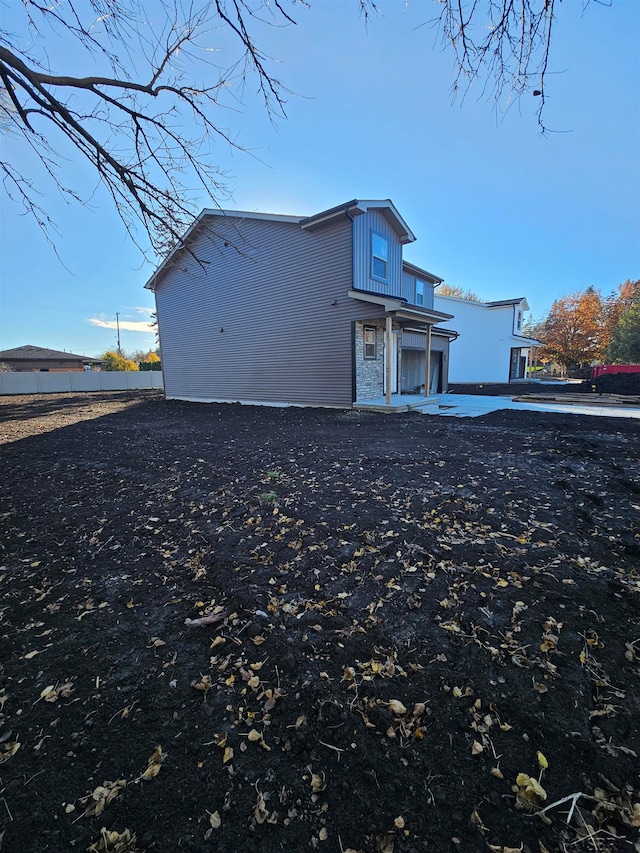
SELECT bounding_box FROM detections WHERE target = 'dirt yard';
[0,393,638,853]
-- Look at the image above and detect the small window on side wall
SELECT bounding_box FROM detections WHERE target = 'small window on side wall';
[371,232,389,282]
[415,279,425,306]
[364,326,377,359]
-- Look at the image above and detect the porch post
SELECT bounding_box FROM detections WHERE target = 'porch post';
[385,315,392,406]
[425,325,432,396]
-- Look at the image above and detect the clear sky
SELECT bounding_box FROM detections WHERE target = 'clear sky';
[1,0,639,358]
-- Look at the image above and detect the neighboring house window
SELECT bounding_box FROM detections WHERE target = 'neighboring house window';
[517,310,522,331]
[364,326,377,359]
[415,279,425,306]
[371,232,389,282]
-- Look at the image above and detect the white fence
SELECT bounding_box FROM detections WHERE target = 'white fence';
[0,371,164,396]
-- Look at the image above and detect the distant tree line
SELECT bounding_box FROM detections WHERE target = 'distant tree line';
[437,284,483,302]
[101,349,161,372]
[524,280,639,372]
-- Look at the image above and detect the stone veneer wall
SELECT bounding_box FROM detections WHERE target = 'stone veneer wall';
[354,320,386,400]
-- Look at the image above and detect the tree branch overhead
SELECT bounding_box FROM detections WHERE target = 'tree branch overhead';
[1,1,595,257]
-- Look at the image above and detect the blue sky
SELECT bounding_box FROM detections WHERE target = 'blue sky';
[1,0,639,358]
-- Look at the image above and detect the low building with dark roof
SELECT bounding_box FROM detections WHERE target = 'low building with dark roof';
[0,345,102,372]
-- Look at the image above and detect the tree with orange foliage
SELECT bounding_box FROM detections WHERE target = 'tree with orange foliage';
[540,287,605,372]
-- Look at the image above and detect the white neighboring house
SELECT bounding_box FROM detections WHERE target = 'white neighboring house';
[433,295,541,383]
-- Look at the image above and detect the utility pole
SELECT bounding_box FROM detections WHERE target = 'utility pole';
[116,312,122,355]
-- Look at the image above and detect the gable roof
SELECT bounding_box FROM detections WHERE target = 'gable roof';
[402,260,443,284]
[300,200,416,244]
[347,290,453,325]
[0,345,93,362]
[144,199,416,290]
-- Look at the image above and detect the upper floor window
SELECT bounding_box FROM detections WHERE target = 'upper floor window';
[415,279,425,306]
[517,310,522,331]
[371,232,389,282]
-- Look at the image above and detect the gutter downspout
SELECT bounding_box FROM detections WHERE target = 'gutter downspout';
[344,203,355,288]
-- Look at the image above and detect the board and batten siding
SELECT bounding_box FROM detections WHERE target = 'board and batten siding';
[400,270,435,309]
[154,215,381,407]
[351,209,403,297]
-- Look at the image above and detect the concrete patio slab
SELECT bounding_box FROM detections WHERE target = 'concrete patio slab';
[354,393,640,419]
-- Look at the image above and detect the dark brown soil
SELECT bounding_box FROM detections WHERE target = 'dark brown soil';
[0,393,639,853]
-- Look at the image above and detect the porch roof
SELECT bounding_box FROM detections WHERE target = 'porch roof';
[347,289,453,325]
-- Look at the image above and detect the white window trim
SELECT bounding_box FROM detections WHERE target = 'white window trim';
[371,231,389,283]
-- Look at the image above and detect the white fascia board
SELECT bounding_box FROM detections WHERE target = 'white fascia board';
[200,209,303,224]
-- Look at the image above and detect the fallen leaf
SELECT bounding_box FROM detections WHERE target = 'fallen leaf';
[87,827,138,853]
[140,763,161,780]
[139,745,164,780]
[311,772,326,793]
[80,780,126,817]
[0,741,20,764]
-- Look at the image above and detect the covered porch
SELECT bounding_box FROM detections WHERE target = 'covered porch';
[349,290,456,408]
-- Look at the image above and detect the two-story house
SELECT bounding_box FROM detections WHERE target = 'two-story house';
[432,294,541,383]
[146,200,455,408]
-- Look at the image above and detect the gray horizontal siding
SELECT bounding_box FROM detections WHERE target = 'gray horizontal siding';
[155,216,382,407]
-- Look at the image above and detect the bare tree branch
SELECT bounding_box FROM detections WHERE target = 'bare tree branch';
[1,0,295,257]
[427,0,568,133]
[0,0,599,260]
